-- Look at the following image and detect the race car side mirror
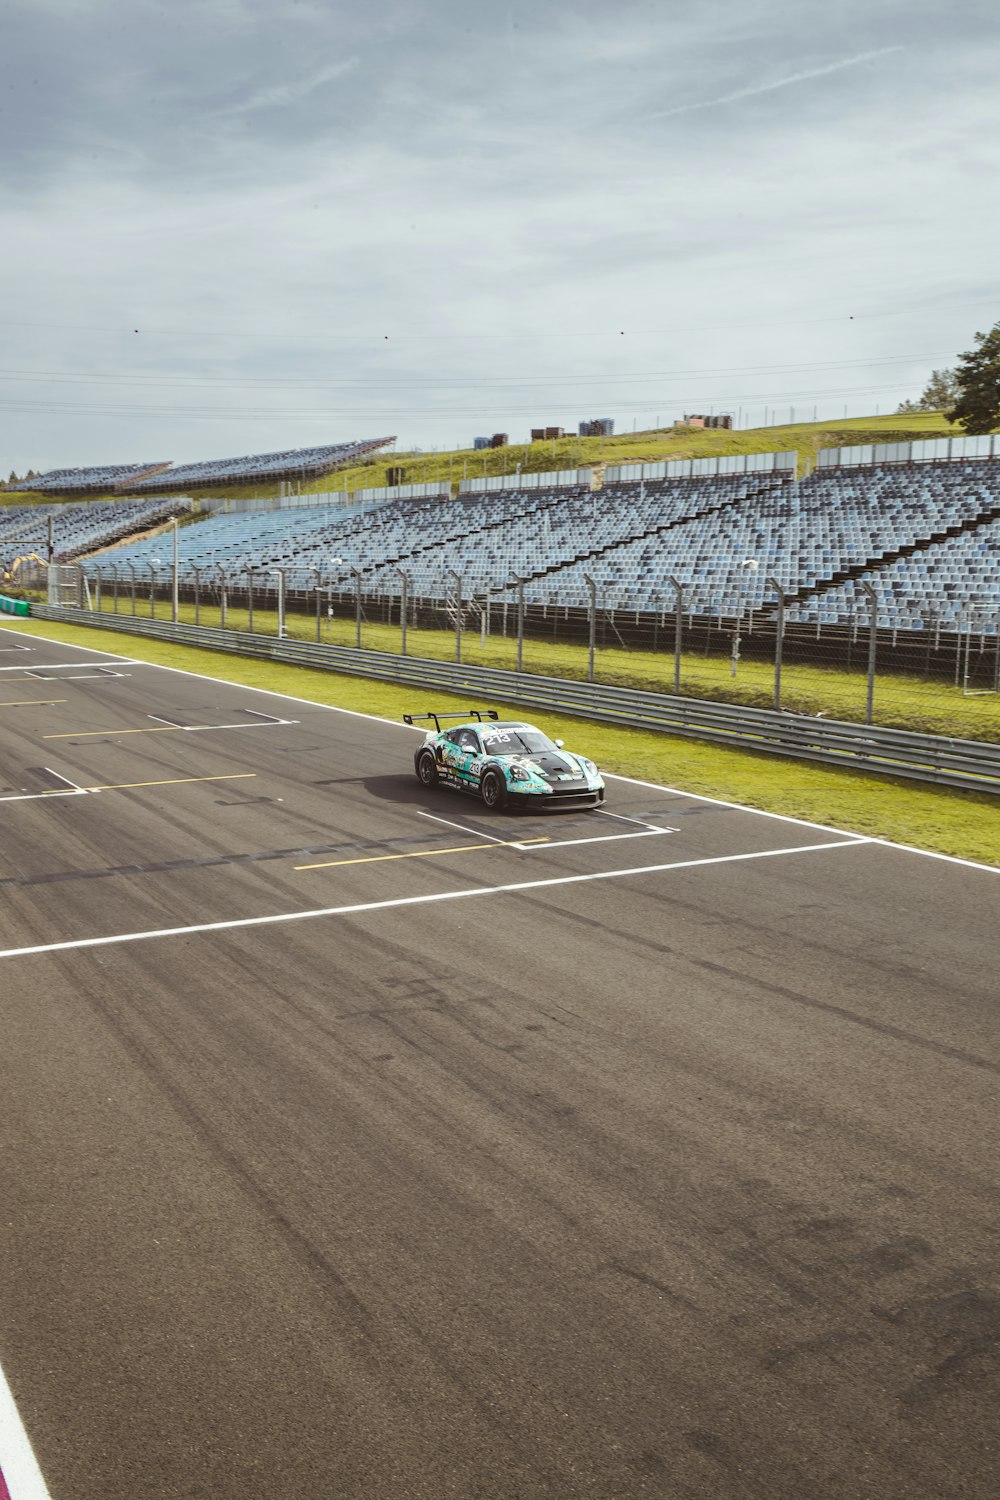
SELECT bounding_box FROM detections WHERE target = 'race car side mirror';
[554,739,564,748]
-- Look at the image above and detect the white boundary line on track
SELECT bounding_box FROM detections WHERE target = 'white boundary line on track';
[0,660,138,672]
[0,1359,53,1500]
[4,622,998,875]
[0,838,869,962]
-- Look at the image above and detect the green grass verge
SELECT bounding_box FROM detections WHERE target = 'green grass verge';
[81,594,1000,742]
[6,614,999,867]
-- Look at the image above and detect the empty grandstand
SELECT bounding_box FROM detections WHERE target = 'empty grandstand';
[18,462,171,496]
[128,438,395,493]
[17,439,395,498]
[0,496,189,575]
[64,444,1000,640]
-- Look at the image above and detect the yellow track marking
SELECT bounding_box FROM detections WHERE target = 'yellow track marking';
[296,837,548,872]
[83,773,257,792]
[43,725,187,739]
[0,699,67,707]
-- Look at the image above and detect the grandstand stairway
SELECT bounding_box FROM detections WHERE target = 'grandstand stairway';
[327,487,577,591]
[497,474,793,595]
[763,494,1000,616]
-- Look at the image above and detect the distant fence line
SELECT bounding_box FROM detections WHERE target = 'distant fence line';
[816,434,1000,469]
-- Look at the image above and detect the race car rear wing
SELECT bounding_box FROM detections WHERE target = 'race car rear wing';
[403,709,500,732]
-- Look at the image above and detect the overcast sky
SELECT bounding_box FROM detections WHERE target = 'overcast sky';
[3,0,998,473]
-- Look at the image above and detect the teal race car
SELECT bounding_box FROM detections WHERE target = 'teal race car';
[403,709,606,810]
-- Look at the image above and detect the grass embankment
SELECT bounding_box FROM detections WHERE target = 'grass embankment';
[299,411,964,495]
[81,594,1000,743]
[8,614,999,867]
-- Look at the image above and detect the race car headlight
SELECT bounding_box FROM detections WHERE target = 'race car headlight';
[508,765,532,782]
[578,758,597,776]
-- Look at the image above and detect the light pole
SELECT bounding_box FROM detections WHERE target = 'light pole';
[272,568,286,639]
[350,567,363,648]
[246,567,256,633]
[170,516,179,623]
[217,564,228,628]
[395,567,409,655]
[731,558,758,677]
[312,567,323,642]
[447,568,462,662]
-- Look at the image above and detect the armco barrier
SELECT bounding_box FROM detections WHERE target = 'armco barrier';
[26,604,1000,795]
[0,595,30,617]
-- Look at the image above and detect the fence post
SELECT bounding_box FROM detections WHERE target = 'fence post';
[217,565,228,629]
[94,567,102,614]
[192,565,201,627]
[861,581,878,725]
[313,569,322,642]
[148,564,157,618]
[767,575,785,710]
[447,568,462,663]
[396,568,409,656]
[994,610,1000,693]
[350,567,362,648]
[127,563,137,616]
[111,564,119,614]
[246,568,256,633]
[583,573,597,682]
[668,575,684,695]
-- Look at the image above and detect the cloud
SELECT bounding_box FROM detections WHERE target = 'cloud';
[644,46,904,122]
[217,57,361,116]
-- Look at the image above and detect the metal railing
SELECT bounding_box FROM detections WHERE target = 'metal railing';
[27,604,1000,795]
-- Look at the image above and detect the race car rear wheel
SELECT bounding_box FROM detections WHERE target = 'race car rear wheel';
[417,749,439,787]
[480,769,505,809]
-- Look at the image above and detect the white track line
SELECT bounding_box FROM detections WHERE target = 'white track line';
[417,810,510,844]
[40,768,87,793]
[0,1357,53,1499]
[513,827,675,852]
[0,661,137,672]
[6,624,998,875]
[595,807,663,830]
[0,839,869,962]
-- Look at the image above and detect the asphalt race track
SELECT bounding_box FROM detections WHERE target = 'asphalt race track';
[0,624,997,1500]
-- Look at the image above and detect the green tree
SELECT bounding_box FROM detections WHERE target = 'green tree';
[947,322,1000,434]
[896,367,961,413]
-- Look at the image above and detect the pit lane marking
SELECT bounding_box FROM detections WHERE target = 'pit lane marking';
[296,837,549,872]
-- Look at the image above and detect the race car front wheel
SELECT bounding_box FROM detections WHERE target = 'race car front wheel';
[417,749,438,787]
[480,769,505,809]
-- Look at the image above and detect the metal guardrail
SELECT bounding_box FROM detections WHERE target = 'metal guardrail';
[28,604,1000,795]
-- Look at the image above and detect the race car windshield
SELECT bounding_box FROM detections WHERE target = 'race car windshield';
[482,727,557,755]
